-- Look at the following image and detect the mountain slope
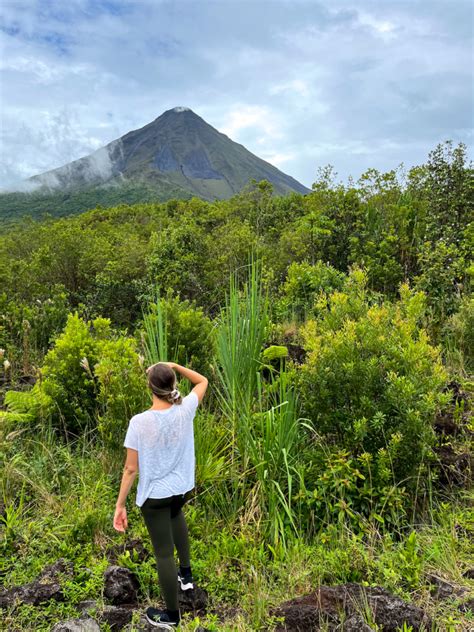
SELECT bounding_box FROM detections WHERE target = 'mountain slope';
[1,108,310,221]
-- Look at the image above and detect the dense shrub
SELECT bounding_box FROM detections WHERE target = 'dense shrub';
[0,288,69,373]
[441,295,474,375]
[3,314,148,445]
[298,267,450,488]
[85,273,150,326]
[141,290,215,373]
[276,260,345,321]
[146,221,209,302]
[351,229,405,296]
[41,314,106,432]
[94,333,148,449]
[414,239,467,325]
[41,313,101,430]
[294,447,408,531]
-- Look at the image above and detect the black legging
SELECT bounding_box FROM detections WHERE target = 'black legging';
[140,494,191,612]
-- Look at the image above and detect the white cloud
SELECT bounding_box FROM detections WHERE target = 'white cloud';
[270,79,311,98]
[220,105,281,140]
[0,55,90,84]
[357,12,397,38]
[260,151,295,167]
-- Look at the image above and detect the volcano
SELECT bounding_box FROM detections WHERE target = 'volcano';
[25,107,309,200]
[1,107,310,221]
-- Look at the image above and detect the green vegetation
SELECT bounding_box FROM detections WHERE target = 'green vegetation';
[1,140,473,630]
[0,181,193,225]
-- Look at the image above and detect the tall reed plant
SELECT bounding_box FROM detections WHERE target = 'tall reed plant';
[141,289,169,366]
[142,288,181,366]
[213,260,309,546]
[214,259,269,462]
[244,369,304,547]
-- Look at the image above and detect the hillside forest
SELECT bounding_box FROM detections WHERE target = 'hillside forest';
[1,140,473,631]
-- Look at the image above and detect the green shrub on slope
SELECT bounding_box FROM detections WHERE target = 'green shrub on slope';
[298,267,451,488]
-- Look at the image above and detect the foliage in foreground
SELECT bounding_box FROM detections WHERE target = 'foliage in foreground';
[1,417,473,630]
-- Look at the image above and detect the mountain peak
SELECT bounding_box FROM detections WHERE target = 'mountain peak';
[22,107,310,203]
[157,106,198,122]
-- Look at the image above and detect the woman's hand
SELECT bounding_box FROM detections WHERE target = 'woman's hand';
[113,504,128,532]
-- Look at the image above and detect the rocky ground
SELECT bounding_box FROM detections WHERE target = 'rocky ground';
[1,549,473,631]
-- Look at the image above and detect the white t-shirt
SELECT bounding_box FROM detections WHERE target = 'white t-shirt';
[123,391,199,507]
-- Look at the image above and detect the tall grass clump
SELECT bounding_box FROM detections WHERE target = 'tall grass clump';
[212,260,308,547]
[142,289,169,366]
[244,369,305,547]
[214,260,269,460]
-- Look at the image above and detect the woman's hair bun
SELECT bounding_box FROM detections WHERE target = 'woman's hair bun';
[170,388,181,401]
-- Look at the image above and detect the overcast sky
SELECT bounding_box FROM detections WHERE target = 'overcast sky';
[0,0,472,190]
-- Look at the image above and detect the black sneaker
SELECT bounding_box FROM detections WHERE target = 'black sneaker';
[177,570,194,591]
[145,606,180,629]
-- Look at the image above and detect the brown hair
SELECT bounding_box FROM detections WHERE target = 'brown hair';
[146,363,183,405]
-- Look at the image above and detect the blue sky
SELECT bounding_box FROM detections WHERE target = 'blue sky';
[0,0,472,189]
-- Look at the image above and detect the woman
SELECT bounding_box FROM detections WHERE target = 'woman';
[113,361,208,629]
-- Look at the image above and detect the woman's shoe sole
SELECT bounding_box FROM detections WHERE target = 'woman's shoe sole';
[145,614,177,630]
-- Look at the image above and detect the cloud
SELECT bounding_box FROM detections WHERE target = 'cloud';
[221,105,282,140]
[0,0,472,190]
[356,11,397,38]
[270,79,311,99]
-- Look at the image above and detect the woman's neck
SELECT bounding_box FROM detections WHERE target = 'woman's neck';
[150,396,174,411]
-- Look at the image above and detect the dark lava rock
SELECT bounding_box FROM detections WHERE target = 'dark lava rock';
[106,538,151,565]
[272,583,431,632]
[426,573,468,601]
[337,615,375,631]
[463,569,474,580]
[287,343,306,365]
[443,379,471,409]
[178,584,208,614]
[122,614,156,632]
[426,574,456,600]
[51,617,100,632]
[458,597,474,614]
[18,374,36,387]
[104,566,140,605]
[434,444,473,488]
[434,412,460,435]
[273,598,336,631]
[76,600,98,614]
[77,598,134,629]
[0,558,73,608]
[38,558,74,581]
[97,604,134,630]
[121,614,213,632]
[433,378,470,436]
